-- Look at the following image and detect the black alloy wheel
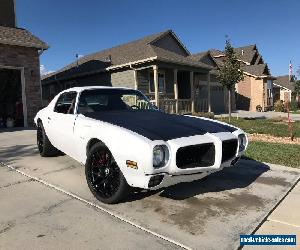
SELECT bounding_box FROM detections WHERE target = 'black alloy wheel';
[37,123,44,153]
[85,143,130,204]
[36,121,59,157]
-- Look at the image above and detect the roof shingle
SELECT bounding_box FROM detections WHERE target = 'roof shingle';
[242,64,270,76]
[274,75,295,91]
[43,30,212,82]
[0,26,48,49]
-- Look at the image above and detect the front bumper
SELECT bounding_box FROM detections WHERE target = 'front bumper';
[148,131,246,175]
[124,131,247,189]
[139,156,241,190]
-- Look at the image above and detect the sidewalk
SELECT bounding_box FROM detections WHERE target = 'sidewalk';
[244,179,300,249]
[215,110,300,121]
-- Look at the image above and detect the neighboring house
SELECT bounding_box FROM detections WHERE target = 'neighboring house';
[188,49,235,113]
[191,45,275,112]
[0,0,48,127]
[42,30,214,114]
[273,75,295,103]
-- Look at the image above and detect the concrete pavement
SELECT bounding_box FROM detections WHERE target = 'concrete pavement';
[244,179,300,250]
[0,166,179,250]
[0,129,300,250]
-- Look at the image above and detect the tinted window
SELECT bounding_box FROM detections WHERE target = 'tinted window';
[54,92,77,114]
[77,89,154,114]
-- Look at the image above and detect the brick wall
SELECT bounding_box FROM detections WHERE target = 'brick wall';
[250,78,263,111]
[236,75,252,110]
[236,75,265,111]
[0,44,42,127]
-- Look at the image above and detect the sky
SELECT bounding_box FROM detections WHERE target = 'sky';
[16,0,300,77]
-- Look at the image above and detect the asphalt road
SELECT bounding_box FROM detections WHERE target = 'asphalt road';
[0,129,299,250]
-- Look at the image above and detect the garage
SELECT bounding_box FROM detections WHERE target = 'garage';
[0,0,48,127]
[0,68,24,127]
[211,85,225,113]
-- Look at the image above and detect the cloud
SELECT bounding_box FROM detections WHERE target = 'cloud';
[40,65,54,76]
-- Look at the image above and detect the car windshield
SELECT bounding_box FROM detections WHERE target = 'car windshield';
[77,88,156,114]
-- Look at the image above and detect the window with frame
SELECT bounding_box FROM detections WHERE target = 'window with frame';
[54,91,77,114]
[149,71,165,93]
[267,80,273,98]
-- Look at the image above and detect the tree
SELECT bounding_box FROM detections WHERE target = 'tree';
[217,39,244,122]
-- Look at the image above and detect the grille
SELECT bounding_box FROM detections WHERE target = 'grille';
[176,143,215,169]
[222,139,238,163]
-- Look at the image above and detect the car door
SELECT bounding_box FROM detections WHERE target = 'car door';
[47,91,78,158]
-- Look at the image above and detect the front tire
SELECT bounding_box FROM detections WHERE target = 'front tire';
[85,143,130,204]
[37,121,59,157]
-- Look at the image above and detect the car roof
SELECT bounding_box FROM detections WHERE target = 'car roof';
[65,86,136,92]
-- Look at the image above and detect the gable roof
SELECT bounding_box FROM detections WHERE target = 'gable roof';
[188,50,223,68]
[191,43,273,77]
[233,45,259,65]
[192,44,266,67]
[274,75,295,91]
[188,51,208,61]
[43,30,211,82]
[242,64,270,77]
[0,26,48,50]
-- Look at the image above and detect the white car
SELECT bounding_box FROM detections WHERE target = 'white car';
[34,86,248,204]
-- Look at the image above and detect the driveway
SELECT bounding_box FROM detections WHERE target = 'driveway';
[0,129,299,250]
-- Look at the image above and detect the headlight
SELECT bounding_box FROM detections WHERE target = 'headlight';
[153,145,169,168]
[238,134,247,152]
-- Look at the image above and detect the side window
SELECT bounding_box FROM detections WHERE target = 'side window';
[149,71,165,93]
[54,92,77,114]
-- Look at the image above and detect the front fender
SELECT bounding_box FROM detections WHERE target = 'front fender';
[74,116,155,187]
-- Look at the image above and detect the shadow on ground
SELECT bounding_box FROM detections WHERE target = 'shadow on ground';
[0,128,34,133]
[0,145,38,160]
[0,144,271,203]
[127,159,270,202]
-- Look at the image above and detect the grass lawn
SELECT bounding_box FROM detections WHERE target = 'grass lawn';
[244,141,300,168]
[217,117,300,138]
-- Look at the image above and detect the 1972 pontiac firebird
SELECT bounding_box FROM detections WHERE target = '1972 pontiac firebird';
[34,86,248,204]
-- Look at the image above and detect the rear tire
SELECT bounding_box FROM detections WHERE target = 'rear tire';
[37,121,59,157]
[85,142,131,204]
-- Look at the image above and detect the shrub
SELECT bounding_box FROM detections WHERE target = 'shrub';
[289,101,299,112]
[274,100,284,112]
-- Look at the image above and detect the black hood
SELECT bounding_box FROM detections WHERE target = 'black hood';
[85,110,237,141]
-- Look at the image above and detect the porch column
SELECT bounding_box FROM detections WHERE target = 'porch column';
[153,65,159,108]
[207,72,211,112]
[174,69,178,113]
[133,70,138,90]
[190,71,195,113]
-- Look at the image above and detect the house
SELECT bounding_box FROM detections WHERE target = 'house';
[42,30,214,114]
[273,75,295,103]
[0,0,48,127]
[188,49,236,113]
[191,45,275,112]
